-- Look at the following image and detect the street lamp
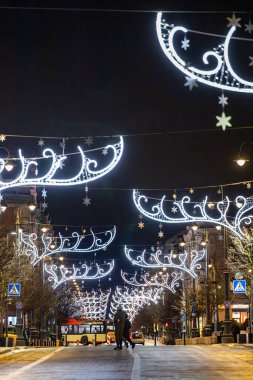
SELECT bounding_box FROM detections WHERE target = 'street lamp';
[0,147,15,172]
[234,141,253,167]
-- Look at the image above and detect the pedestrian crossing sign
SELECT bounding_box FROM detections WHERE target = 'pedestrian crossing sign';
[233,280,246,294]
[8,283,21,296]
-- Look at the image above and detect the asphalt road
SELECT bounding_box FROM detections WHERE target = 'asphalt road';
[0,344,253,379]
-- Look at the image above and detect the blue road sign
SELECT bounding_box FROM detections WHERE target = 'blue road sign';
[8,283,21,297]
[233,280,246,294]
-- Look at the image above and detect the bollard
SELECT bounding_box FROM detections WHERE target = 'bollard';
[56,339,60,347]
[106,333,111,345]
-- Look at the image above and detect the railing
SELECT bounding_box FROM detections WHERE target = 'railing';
[31,338,56,346]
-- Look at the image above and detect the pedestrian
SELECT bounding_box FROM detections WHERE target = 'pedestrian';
[231,319,240,343]
[123,314,134,349]
[113,306,126,350]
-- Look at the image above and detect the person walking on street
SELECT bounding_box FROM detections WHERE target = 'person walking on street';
[123,314,134,349]
[114,306,126,350]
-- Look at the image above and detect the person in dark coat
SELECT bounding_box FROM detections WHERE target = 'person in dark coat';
[113,307,126,350]
[123,314,134,348]
[231,319,240,343]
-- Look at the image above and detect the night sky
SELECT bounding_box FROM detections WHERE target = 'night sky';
[1,0,253,288]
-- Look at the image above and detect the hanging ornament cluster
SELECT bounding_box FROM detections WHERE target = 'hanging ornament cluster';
[156,12,253,130]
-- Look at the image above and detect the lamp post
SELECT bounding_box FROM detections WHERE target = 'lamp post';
[221,271,233,343]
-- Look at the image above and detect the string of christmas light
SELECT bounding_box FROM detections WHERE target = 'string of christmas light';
[156,12,253,94]
[133,190,253,238]
[124,245,206,278]
[45,261,114,289]
[73,289,111,320]
[121,270,183,293]
[0,136,123,193]
[156,12,253,132]
[19,226,116,265]
[109,286,163,321]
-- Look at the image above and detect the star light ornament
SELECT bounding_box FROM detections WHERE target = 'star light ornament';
[226,13,241,28]
[216,112,232,131]
[0,136,123,192]
[19,226,116,265]
[249,57,253,67]
[156,13,253,93]
[138,221,145,229]
[245,20,253,34]
[181,36,190,51]
[184,77,198,91]
[38,138,45,147]
[133,189,253,239]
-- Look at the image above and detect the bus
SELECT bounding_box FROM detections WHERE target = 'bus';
[105,321,115,343]
[61,318,108,345]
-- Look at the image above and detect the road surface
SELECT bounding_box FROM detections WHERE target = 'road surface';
[0,344,253,379]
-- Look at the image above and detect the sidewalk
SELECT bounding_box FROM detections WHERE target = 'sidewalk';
[0,346,29,356]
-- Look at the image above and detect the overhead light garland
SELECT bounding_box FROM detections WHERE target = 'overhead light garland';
[133,190,253,238]
[124,245,205,278]
[45,261,114,289]
[156,12,253,131]
[0,136,123,194]
[121,270,183,294]
[74,289,111,320]
[156,12,253,93]
[109,286,163,321]
[19,226,116,265]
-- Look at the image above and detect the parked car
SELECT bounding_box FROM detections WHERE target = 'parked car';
[131,331,145,345]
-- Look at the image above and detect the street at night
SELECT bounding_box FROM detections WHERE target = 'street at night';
[1,0,253,379]
[1,344,253,380]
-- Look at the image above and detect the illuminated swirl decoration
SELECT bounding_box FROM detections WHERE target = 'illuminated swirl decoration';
[45,261,114,289]
[0,136,123,192]
[74,289,111,320]
[156,12,253,93]
[109,286,163,321]
[124,246,205,278]
[121,270,182,293]
[19,226,116,265]
[133,190,253,238]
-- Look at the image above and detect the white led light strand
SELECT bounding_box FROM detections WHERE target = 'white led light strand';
[45,261,114,289]
[0,136,123,192]
[156,12,253,93]
[109,286,163,321]
[124,245,205,278]
[74,289,111,320]
[121,270,182,293]
[133,190,253,238]
[19,226,116,265]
